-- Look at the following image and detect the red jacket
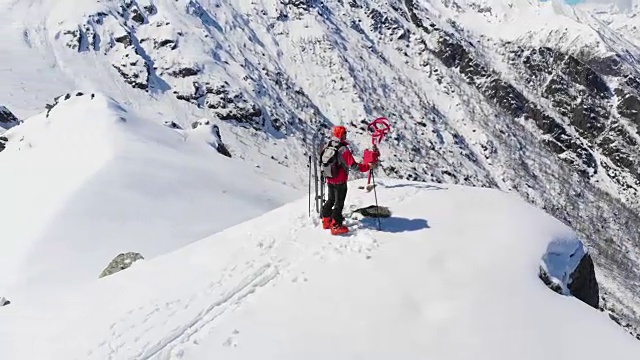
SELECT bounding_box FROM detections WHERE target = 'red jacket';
[326,140,370,184]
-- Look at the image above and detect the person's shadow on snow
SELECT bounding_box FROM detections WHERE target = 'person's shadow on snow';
[361,217,430,233]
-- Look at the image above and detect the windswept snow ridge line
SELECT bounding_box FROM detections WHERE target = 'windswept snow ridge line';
[135,263,280,360]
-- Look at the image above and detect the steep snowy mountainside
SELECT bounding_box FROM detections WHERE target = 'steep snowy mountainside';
[402,0,640,332]
[1,181,638,359]
[0,92,299,297]
[2,0,640,339]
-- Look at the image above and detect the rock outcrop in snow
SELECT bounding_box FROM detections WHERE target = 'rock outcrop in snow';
[0,136,7,152]
[45,92,93,118]
[99,252,144,278]
[0,297,10,307]
[568,252,599,309]
[211,125,231,158]
[540,239,599,309]
[0,105,19,130]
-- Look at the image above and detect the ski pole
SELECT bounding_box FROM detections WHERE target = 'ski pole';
[320,173,325,217]
[308,155,312,217]
[371,169,382,230]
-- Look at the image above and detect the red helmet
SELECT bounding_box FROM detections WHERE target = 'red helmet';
[333,125,347,139]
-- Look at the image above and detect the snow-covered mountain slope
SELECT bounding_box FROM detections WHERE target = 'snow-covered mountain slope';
[0,92,300,297]
[2,0,640,340]
[1,181,638,359]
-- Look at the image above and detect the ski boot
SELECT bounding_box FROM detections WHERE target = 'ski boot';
[331,221,349,235]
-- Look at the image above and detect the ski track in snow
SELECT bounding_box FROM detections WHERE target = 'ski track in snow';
[3,180,640,358]
[136,264,279,359]
[86,183,420,359]
[95,259,282,359]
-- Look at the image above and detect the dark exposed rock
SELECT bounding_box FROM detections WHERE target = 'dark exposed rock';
[211,124,232,157]
[561,55,611,99]
[213,102,263,123]
[131,9,145,24]
[46,96,62,117]
[169,66,200,77]
[485,78,526,116]
[62,29,82,51]
[112,63,149,90]
[143,5,157,15]
[434,34,469,69]
[99,252,144,278]
[587,54,624,77]
[43,92,96,119]
[568,253,599,309]
[610,312,623,326]
[353,205,392,218]
[0,105,19,129]
[616,87,640,124]
[0,297,10,307]
[216,143,232,157]
[155,38,177,49]
[539,246,599,309]
[523,47,611,97]
[280,0,312,11]
[175,81,264,127]
[114,33,132,47]
[367,7,404,36]
[0,136,7,152]
[626,76,640,92]
[118,0,134,12]
[191,118,211,129]
[539,266,564,294]
[164,120,182,129]
[570,101,609,139]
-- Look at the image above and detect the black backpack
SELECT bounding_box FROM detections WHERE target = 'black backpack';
[319,141,345,178]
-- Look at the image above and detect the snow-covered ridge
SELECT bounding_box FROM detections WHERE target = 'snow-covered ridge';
[1,180,638,359]
[0,92,299,295]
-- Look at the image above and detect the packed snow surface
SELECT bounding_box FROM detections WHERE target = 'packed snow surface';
[1,179,638,359]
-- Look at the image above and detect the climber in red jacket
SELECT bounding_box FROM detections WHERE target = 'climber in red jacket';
[319,125,378,235]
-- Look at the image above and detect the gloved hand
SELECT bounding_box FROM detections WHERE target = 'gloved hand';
[372,145,380,156]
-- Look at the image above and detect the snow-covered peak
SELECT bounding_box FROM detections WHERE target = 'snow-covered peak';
[1,181,638,358]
